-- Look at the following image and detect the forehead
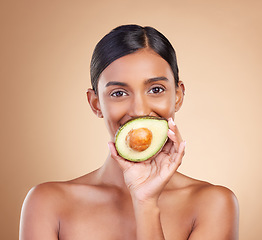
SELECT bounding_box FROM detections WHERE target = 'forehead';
[98,49,175,86]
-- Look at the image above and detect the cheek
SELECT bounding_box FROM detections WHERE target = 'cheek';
[100,99,130,136]
[103,102,127,120]
[150,94,176,118]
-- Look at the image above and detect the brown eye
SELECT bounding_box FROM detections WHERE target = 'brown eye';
[111,91,128,97]
[148,87,165,94]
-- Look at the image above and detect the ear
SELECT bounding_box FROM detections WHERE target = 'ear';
[86,88,103,118]
[175,81,185,112]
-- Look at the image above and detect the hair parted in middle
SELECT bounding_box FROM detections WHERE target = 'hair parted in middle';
[90,24,179,94]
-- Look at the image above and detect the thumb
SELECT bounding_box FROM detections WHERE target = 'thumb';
[108,142,132,171]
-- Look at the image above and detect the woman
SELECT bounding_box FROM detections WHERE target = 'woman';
[19,24,239,240]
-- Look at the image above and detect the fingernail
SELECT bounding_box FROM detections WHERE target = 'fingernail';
[168,129,175,135]
[171,118,175,126]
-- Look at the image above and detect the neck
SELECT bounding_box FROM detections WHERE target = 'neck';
[96,154,129,191]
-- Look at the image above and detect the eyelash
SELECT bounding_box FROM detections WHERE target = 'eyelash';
[110,90,128,97]
[110,86,165,98]
[148,86,165,94]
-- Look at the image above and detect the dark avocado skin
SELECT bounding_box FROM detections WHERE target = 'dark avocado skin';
[115,116,168,162]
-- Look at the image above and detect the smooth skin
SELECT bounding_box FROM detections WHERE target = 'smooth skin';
[19,48,239,240]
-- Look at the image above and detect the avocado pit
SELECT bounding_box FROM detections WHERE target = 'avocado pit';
[126,127,153,152]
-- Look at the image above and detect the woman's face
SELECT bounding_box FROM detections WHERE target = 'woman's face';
[88,48,184,141]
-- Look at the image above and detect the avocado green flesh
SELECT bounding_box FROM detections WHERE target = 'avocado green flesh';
[115,117,168,162]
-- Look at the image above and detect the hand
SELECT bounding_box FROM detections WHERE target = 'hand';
[108,118,186,203]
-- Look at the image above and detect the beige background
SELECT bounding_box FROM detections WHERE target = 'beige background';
[1,0,262,239]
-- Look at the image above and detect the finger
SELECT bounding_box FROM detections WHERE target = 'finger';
[169,143,176,156]
[174,126,185,156]
[108,142,119,158]
[167,129,179,153]
[169,141,186,172]
[108,142,132,171]
[168,118,183,143]
[174,125,183,145]
[168,117,176,131]
[161,138,173,154]
[168,118,184,155]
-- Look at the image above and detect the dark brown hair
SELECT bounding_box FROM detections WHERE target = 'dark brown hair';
[90,24,179,94]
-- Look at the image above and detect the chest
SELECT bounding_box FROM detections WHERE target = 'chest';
[58,196,194,240]
[59,198,135,240]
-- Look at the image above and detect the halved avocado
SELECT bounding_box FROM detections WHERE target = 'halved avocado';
[115,116,168,162]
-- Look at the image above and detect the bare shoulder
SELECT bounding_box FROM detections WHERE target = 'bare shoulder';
[20,182,68,240]
[195,182,238,207]
[173,173,237,203]
[21,170,106,216]
[21,181,70,225]
[20,173,101,240]
[185,175,238,214]
[22,172,97,208]
[23,181,66,207]
[172,173,239,239]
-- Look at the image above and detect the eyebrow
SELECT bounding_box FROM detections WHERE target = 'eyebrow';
[144,76,169,85]
[105,77,169,88]
[105,81,128,87]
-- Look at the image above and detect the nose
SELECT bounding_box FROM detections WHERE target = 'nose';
[129,93,151,117]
